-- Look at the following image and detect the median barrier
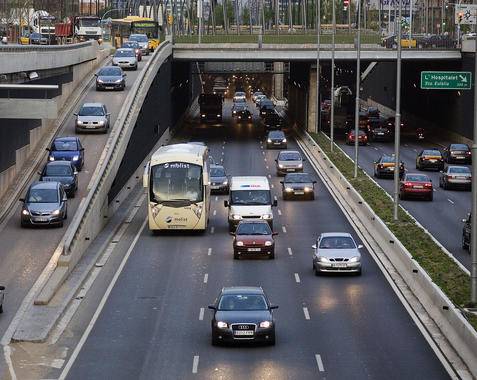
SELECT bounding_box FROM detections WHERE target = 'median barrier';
[297,130,477,377]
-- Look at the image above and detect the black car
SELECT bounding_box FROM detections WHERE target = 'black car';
[266,130,287,149]
[280,172,316,200]
[442,143,472,164]
[374,154,405,178]
[416,149,444,171]
[208,287,278,346]
[39,161,78,197]
[259,102,275,118]
[210,164,229,194]
[462,213,471,251]
[370,122,392,142]
[236,108,252,122]
[262,111,284,130]
[95,66,126,91]
[232,103,247,116]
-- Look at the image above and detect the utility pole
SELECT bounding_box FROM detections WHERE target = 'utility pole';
[471,0,477,304]
[354,0,361,178]
[330,0,335,151]
[393,0,402,221]
[315,0,321,133]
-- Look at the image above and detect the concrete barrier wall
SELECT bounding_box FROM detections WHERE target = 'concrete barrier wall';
[298,131,477,376]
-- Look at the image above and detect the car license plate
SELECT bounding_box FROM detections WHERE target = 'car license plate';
[294,191,304,195]
[86,125,96,128]
[234,330,254,336]
[414,185,423,189]
[429,159,436,163]
[35,217,48,222]
[105,86,114,90]
[332,263,347,268]
[287,168,294,172]
[457,157,465,159]
[389,167,394,171]
[248,248,261,252]
[377,132,384,135]
[274,142,281,145]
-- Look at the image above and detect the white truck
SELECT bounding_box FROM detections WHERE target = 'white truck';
[74,16,102,41]
[31,10,56,43]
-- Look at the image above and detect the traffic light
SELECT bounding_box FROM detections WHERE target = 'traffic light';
[167,14,173,25]
[458,12,464,23]
[343,0,349,10]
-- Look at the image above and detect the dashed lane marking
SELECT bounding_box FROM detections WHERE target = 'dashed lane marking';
[208,248,212,256]
[199,308,204,320]
[374,147,379,151]
[270,183,274,188]
[210,226,215,234]
[274,195,278,201]
[203,273,208,283]
[288,247,293,255]
[448,198,455,204]
[303,307,310,320]
[278,209,282,216]
[192,355,199,374]
[215,196,218,201]
[213,210,217,216]
[268,174,271,179]
[315,354,325,372]
[282,226,287,233]
[294,273,301,283]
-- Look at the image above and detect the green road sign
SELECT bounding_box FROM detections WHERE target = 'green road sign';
[420,71,472,90]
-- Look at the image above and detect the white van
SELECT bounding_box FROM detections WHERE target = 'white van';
[224,176,277,231]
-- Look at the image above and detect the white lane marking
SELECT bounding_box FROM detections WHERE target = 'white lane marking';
[282,226,287,233]
[221,158,223,163]
[262,151,265,155]
[278,209,282,216]
[210,226,215,234]
[270,183,273,188]
[58,218,148,380]
[274,195,278,201]
[203,273,208,283]
[199,307,204,321]
[264,158,267,162]
[294,273,301,283]
[288,247,293,256]
[448,198,455,204]
[213,210,217,216]
[208,248,212,256]
[3,346,17,380]
[374,147,379,151]
[433,189,437,192]
[221,151,224,155]
[413,149,418,153]
[315,354,325,372]
[268,174,271,179]
[266,166,269,170]
[192,355,200,374]
[303,307,310,320]
[215,196,218,201]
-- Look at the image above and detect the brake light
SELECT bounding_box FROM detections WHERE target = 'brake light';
[404,182,413,187]
[424,183,432,188]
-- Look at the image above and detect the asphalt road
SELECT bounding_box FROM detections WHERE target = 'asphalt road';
[337,136,472,269]
[62,100,449,379]
[0,55,149,344]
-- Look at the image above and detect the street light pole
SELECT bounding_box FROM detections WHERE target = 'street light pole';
[354,0,361,178]
[330,0,336,151]
[471,21,477,304]
[393,0,402,221]
[315,0,321,133]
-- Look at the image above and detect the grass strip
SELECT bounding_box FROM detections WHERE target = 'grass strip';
[309,131,477,331]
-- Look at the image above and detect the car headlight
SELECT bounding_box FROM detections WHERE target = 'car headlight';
[115,79,123,83]
[217,114,221,117]
[201,114,206,117]
[22,209,30,215]
[236,241,244,246]
[52,209,61,216]
[282,138,287,143]
[267,139,272,143]
[304,186,312,192]
[278,164,284,168]
[297,163,303,168]
[49,156,55,161]
[222,180,228,185]
[262,214,272,220]
[259,321,272,328]
[285,187,293,192]
[97,79,104,83]
[232,214,241,220]
[72,155,79,161]
[264,241,273,246]
[217,321,228,328]
[349,256,360,263]
[98,120,105,126]
[318,256,330,262]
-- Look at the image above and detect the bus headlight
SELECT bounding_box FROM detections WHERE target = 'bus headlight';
[151,204,162,218]
[262,214,272,220]
[231,214,241,220]
[192,204,203,219]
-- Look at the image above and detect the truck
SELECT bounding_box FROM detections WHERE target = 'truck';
[31,10,56,44]
[55,16,102,43]
[199,94,223,124]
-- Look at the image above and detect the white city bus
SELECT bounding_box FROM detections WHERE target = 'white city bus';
[143,143,210,231]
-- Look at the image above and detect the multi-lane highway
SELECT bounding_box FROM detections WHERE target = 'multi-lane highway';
[38,100,451,380]
[0,55,150,345]
[337,136,471,269]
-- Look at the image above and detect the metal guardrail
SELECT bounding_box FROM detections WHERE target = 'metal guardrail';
[0,40,94,52]
[0,84,60,99]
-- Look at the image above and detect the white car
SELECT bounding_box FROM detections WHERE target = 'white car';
[312,232,363,275]
[252,91,264,102]
[112,48,138,70]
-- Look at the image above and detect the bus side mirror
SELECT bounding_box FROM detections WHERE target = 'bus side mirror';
[143,161,150,188]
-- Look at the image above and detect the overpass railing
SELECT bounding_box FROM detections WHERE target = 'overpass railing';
[0,40,94,52]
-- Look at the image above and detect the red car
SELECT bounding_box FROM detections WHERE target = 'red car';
[346,130,368,145]
[232,220,277,260]
[399,173,433,201]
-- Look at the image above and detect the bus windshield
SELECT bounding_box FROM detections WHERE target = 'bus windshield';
[150,162,203,204]
[131,24,158,38]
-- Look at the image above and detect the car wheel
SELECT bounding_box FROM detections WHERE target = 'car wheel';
[211,334,220,346]
[0,304,3,313]
[309,193,315,201]
[269,332,276,346]
[234,252,239,260]
[20,220,28,228]
[282,193,287,201]
[439,179,442,188]
[462,235,470,251]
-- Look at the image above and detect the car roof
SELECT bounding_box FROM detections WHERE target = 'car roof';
[279,150,300,155]
[116,48,134,52]
[210,164,225,169]
[30,181,59,190]
[53,136,78,143]
[46,161,73,167]
[237,219,270,225]
[99,65,122,71]
[221,286,264,295]
[81,102,104,108]
[320,232,352,238]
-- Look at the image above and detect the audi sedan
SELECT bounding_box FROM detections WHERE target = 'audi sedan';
[275,150,304,176]
[346,129,368,145]
[399,173,433,201]
[47,137,84,171]
[266,130,287,149]
[95,66,126,91]
[373,154,405,179]
[416,149,444,171]
[442,143,472,164]
[112,48,138,70]
[210,164,229,194]
[20,181,68,227]
[208,287,278,345]
[312,232,363,275]
[39,161,78,197]
[439,165,472,190]
[232,220,277,259]
[74,102,110,133]
[281,172,316,200]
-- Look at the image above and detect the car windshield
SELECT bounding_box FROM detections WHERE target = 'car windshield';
[115,49,135,57]
[449,167,471,174]
[150,162,203,203]
[98,67,122,76]
[218,294,268,311]
[130,35,148,42]
[234,98,246,103]
[269,131,284,138]
[405,174,429,182]
[234,104,246,110]
[52,140,78,151]
[230,190,271,205]
[122,42,138,49]
[236,222,271,235]
[30,33,41,38]
[285,173,311,183]
[422,150,441,156]
[27,188,58,203]
[45,165,72,176]
[450,144,469,151]
[79,106,104,116]
[319,236,356,249]
[210,167,225,177]
[381,156,395,163]
[279,152,301,161]
[235,92,245,96]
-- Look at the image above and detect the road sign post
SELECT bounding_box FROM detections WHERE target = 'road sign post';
[420,71,472,90]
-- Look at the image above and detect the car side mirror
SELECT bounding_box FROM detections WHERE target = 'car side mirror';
[107,113,111,116]
[123,73,127,77]
[37,171,42,176]
[430,179,432,182]
[358,244,364,249]
[19,198,25,202]
[73,113,78,116]
[208,305,216,310]
[74,170,78,175]
[302,158,306,162]
[275,159,278,162]
[0,286,4,291]
[313,180,317,184]
[81,147,85,151]
[229,232,235,236]
[224,200,229,207]
[270,305,279,310]
[273,199,278,207]
[312,244,317,249]
[45,147,50,151]
[272,232,279,236]
[279,181,283,184]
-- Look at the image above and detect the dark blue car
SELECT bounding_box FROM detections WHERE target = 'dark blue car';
[47,137,84,171]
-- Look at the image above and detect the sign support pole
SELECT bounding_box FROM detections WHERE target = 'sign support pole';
[471,33,477,305]
[393,0,402,221]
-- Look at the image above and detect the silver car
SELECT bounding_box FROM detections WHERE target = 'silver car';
[275,150,304,176]
[0,285,4,313]
[312,232,363,275]
[112,48,138,70]
[75,102,110,133]
[439,165,472,190]
[129,34,149,55]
